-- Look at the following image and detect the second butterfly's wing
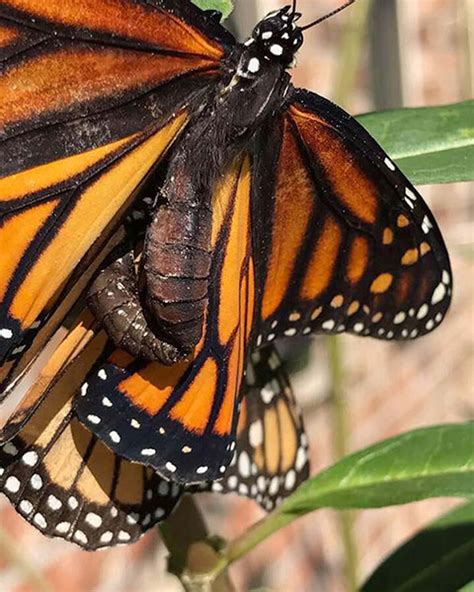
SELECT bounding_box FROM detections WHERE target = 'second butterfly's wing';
[75,155,256,484]
[251,89,452,346]
[1,332,303,550]
[207,346,310,511]
[0,0,234,392]
[0,315,183,550]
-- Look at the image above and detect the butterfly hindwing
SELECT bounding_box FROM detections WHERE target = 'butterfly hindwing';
[207,346,310,511]
[1,339,308,549]
[0,319,183,550]
[75,155,256,484]
[0,0,235,387]
[253,89,452,346]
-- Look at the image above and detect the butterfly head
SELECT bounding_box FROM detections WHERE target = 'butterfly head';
[249,6,304,66]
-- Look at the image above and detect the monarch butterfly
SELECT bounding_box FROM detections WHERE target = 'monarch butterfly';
[0,314,307,549]
[0,0,451,485]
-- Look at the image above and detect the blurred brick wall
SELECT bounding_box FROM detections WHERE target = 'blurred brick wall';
[1,1,472,591]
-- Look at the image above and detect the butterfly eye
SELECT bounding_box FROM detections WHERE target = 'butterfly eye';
[292,30,304,50]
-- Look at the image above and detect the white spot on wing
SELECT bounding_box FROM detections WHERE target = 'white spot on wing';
[100,531,113,544]
[394,312,406,324]
[3,442,18,456]
[431,283,446,305]
[30,474,43,490]
[5,476,21,493]
[109,431,121,444]
[417,304,429,320]
[249,421,264,448]
[285,470,296,490]
[141,448,156,457]
[73,530,88,544]
[19,500,33,514]
[165,462,177,473]
[85,512,102,528]
[56,522,71,534]
[322,320,336,331]
[238,452,251,478]
[47,495,62,511]
[33,513,47,529]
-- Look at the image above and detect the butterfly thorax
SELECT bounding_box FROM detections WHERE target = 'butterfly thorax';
[241,6,304,72]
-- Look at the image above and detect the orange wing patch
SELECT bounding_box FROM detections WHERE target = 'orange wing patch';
[261,118,314,321]
[1,48,213,133]
[290,104,378,225]
[301,214,343,301]
[1,0,225,58]
[0,19,19,45]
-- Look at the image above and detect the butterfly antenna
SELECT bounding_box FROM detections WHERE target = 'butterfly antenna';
[291,0,298,19]
[300,0,355,30]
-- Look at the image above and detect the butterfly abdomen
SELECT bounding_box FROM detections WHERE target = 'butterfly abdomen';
[143,193,212,354]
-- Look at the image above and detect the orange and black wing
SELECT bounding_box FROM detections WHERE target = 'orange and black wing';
[74,155,256,484]
[206,346,309,511]
[0,0,234,390]
[252,89,452,346]
[0,316,183,550]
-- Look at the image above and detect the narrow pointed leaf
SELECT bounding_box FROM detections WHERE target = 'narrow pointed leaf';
[358,101,474,185]
[279,424,474,516]
[361,500,474,592]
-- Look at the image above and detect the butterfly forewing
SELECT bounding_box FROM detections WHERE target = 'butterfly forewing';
[253,89,452,346]
[0,0,234,386]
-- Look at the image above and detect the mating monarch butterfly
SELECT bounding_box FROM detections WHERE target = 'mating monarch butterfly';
[0,308,307,549]
[1,0,451,486]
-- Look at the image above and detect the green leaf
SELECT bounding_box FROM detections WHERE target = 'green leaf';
[361,500,474,592]
[218,425,473,576]
[191,0,233,19]
[279,424,474,516]
[357,101,474,185]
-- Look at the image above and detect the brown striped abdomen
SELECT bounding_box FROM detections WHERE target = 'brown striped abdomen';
[142,199,212,353]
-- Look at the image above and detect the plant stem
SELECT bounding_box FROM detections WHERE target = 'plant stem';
[328,337,358,592]
[332,0,374,107]
[159,495,236,592]
[330,2,374,590]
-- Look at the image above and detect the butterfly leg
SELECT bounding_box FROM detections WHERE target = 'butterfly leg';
[86,249,186,364]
